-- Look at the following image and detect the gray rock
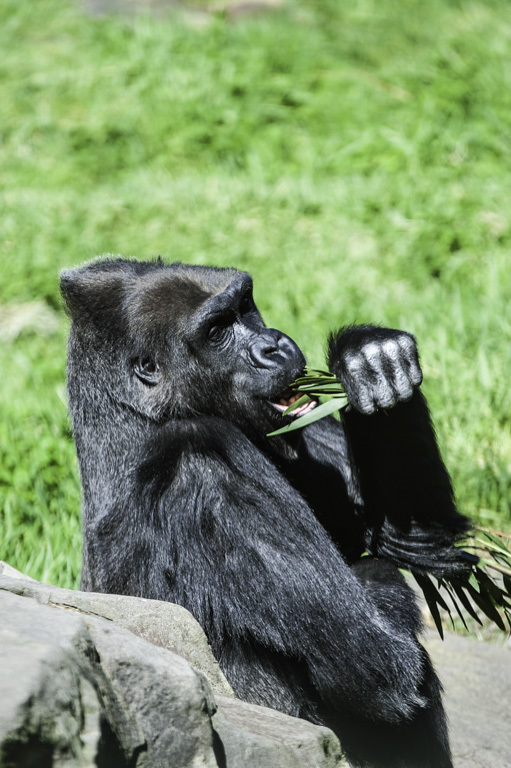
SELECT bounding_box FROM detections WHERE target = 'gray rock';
[0,561,36,580]
[83,609,219,768]
[214,694,344,768]
[0,569,233,696]
[0,590,219,768]
[0,590,105,768]
[3,565,511,768]
[0,575,345,768]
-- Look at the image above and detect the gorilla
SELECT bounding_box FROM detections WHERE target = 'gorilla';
[61,257,470,768]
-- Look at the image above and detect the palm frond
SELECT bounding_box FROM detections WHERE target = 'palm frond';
[419,530,511,637]
[267,369,348,437]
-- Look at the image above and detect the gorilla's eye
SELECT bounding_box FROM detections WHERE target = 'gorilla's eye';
[133,357,160,386]
[208,311,235,341]
[208,325,222,340]
[141,358,156,373]
[208,323,230,341]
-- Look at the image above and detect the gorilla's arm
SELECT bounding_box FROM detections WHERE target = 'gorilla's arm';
[326,325,470,577]
[91,415,428,728]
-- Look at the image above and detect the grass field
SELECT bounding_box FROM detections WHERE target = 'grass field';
[1,0,511,588]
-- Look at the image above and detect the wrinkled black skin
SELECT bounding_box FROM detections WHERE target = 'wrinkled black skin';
[61,258,470,768]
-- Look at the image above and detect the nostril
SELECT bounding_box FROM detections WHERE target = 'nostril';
[250,331,283,367]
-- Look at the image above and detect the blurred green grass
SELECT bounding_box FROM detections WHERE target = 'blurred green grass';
[1,0,511,588]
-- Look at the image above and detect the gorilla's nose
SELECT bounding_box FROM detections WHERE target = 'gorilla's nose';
[249,329,305,370]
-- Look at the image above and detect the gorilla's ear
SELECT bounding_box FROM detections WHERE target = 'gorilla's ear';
[60,263,125,324]
[133,357,160,386]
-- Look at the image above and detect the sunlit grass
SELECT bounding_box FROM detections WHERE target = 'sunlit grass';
[1,0,511,586]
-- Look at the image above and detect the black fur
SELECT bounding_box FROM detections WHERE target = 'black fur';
[61,258,470,768]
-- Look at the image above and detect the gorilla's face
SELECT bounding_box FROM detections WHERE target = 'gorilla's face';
[61,259,307,434]
[133,267,307,433]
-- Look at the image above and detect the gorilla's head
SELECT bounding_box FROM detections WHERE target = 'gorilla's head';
[61,258,307,436]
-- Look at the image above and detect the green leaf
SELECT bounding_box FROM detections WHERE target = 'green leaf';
[465,576,506,631]
[469,570,480,591]
[473,535,511,559]
[413,572,446,639]
[448,577,483,625]
[440,580,470,632]
[473,555,511,577]
[481,530,511,552]
[295,382,347,393]
[290,370,346,397]
[292,376,332,385]
[283,394,311,416]
[473,569,510,608]
[267,397,348,437]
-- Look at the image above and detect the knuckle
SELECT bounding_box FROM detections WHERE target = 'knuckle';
[381,338,400,357]
[375,381,396,408]
[359,400,377,415]
[397,383,414,402]
[361,342,383,371]
[362,341,381,359]
[412,367,423,385]
[375,394,396,410]
[400,378,415,397]
[345,353,365,376]
[395,369,414,392]
[350,384,374,414]
[398,333,417,354]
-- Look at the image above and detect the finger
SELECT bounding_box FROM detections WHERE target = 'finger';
[343,352,379,414]
[379,338,415,403]
[397,334,423,387]
[360,341,402,410]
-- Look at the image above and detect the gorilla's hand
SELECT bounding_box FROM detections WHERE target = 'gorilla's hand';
[328,326,423,415]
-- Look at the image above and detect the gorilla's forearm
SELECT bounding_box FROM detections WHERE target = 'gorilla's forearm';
[341,391,471,575]
[324,324,470,576]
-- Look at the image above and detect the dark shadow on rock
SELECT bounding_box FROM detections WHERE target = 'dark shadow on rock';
[212,727,227,768]
[0,734,54,768]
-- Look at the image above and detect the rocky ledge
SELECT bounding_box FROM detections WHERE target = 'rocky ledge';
[0,562,509,767]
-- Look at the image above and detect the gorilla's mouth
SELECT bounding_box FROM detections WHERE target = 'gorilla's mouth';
[271,389,318,418]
